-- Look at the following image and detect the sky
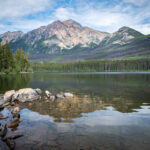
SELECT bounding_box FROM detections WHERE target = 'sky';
[0,0,150,34]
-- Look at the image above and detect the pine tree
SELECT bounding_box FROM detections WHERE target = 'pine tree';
[0,42,31,73]
[0,43,2,71]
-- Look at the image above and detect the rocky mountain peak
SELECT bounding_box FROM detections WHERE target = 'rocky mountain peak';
[48,20,65,29]
[117,26,143,37]
[118,26,130,32]
[0,31,24,45]
[0,19,145,57]
[63,19,82,28]
[104,26,143,46]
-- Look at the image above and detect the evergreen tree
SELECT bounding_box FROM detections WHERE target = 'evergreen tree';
[0,42,31,73]
[0,43,2,71]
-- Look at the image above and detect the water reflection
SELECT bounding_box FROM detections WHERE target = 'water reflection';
[0,73,150,150]
[1,103,150,150]
[0,74,31,93]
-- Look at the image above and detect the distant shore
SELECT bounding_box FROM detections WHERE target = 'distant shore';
[0,72,33,75]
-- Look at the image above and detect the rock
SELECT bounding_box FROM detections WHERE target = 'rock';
[10,118,20,123]
[10,102,15,106]
[50,95,56,101]
[8,118,20,128]
[6,138,15,150]
[12,113,20,119]
[0,105,4,111]
[12,88,40,102]
[2,102,10,107]
[0,113,8,119]
[12,107,20,118]
[45,90,52,98]
[0,124,7,137]
[56,94,64,99]
[0,94,5,106]
[12,107,20,114]
[35,88,42,95]
[4,90,15,103]
[64,92,73,97]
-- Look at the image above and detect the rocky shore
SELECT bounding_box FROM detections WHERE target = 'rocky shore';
[0,88,73,150]
[0,88,73,108]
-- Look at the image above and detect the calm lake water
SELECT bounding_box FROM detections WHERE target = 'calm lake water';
[0,72,150,150]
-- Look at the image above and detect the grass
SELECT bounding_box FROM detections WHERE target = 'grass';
[50,57,64,63]
[123,54,150,60]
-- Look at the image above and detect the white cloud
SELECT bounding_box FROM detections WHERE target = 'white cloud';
[53,1,150,34]
[132,24,150,34]
[124,0,148,6]
[0,0,54,18]
[0,19,54,33]
[0,0,55,33]
[0,0,150,34]
[54,8,76,20]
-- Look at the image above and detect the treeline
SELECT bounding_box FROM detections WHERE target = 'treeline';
[32,59,150,72]
[0,42,32,74]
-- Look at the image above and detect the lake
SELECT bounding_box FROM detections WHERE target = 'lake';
[0,72,150,150]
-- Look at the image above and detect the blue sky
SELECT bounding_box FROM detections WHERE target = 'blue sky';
[0,0,150,34]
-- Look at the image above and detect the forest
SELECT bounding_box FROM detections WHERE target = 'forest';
[1,41,150,73]
[0,42,32,74]
[32,59,150,72]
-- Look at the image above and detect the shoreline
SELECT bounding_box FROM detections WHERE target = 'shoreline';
[0,72,33,75]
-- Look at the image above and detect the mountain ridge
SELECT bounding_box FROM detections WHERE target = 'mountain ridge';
[0,19,149,62]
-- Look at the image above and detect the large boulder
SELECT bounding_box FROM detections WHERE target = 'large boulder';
[0,94,4,106]
[12,88,40,102]
[0,90,15,106]
[4,90,15,103]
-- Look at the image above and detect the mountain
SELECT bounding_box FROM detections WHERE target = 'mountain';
[4,19,108,54]
[0,31,24,45]
[101,26,143,46]
[30,26,150,62]
[0,19,150,62]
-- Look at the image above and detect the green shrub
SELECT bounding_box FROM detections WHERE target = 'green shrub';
[28,67,33,72]
[14,65,21,73]
[3,69,10,74]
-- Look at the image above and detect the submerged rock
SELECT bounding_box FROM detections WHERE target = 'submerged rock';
[0,124,7,137]
[12,88,40,102]
[64,92,73,97]
[6,138,15,150]
[0,113,8,119]
[8,118,21,128]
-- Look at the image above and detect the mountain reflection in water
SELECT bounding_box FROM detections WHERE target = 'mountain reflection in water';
[0,72,150,150]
